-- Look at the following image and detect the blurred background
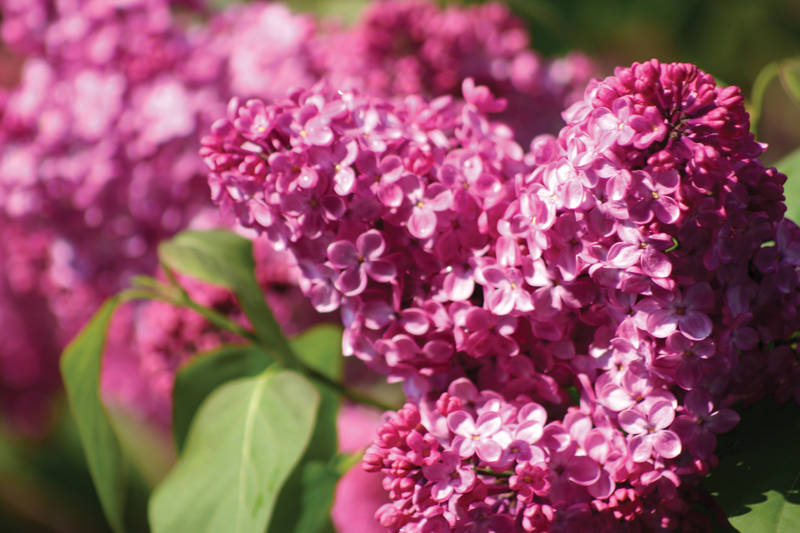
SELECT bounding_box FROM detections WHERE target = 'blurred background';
[0,0,799,531]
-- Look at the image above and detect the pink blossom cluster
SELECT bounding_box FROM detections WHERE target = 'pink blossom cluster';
[320,0,594,145]
[0,0,591,433]
[363,386,740,531]
[204,60,800,530]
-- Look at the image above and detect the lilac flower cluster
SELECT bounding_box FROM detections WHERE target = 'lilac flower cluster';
[319,0,594,145]
[204,59,800,530]
[0,0,591,433]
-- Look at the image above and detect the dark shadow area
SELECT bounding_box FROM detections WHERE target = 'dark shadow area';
[701,397,800,524]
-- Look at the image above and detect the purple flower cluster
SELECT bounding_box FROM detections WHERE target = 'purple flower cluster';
[320,0,594,145]
[0,0,591,433]
[204,60,800,530]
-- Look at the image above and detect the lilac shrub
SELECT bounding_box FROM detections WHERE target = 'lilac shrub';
[0,0,592,433]
[203,59,800,530]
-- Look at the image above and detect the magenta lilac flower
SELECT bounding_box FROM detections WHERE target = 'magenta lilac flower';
[0,0,325,429]
[206,59,800,530]
[0,0,595,432]
[317,0,595,145]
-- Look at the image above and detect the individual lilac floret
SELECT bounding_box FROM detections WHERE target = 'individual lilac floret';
[422,450,476,502]
[671,389,739,460]
[618,401,682,462]
[639,283,715,341]
[448,410,504,463]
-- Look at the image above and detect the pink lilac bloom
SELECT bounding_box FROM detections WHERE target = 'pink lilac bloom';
[204,62,800,530]
[0,0,217,430]
[317,0,595,145]
[0,0,594,433]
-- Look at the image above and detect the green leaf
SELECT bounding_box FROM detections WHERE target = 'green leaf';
[149,368,320,533]
[172,344,272,453]
[158,230,295,363]
[294,461,341,533]
[291,324,344,460]
[158,230,255,290]
[59,296,127,533]
[267,324,344,533]
[107,406,176,488]
[293,452,364,533]
[702,397,800,533]
[776,147,800,225]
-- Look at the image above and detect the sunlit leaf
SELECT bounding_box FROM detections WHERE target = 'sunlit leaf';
[776,147,800,224]
[267,324,344,533]
[158,230,295,361]
[172,344,272,453]
[779,60,800,111]
[149,368,319,533]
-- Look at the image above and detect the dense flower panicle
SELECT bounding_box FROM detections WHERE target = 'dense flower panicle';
[318,0,594,145]
[0,0,328,428]
[0,0,591,431]
[207,60,800,530]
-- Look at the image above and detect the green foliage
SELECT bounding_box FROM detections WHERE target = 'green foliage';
[286,0,370,24]
[172,344,273,452]
[62,231,355,533]
[776,146,800,224]
[268,324,345,533]
[149,368,320,533]
[290,324,344,460]
[59,296,128,533]
[702,397,800,532]
[157,230,255,290]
